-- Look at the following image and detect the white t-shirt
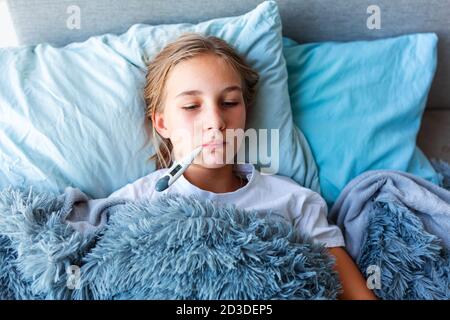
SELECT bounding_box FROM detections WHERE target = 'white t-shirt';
[109,163,345,248]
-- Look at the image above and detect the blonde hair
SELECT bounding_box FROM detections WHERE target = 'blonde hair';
[144,32,260,169]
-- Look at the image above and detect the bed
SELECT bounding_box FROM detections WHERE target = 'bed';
[2,0,450,300]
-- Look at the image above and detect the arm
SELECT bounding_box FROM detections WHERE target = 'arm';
[328,247,378,300]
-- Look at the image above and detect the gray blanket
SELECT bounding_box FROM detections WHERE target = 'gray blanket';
[59,187,126,235]
[329,169,450,262]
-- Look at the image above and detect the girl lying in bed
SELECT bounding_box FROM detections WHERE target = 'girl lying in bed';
[109,32,377,300]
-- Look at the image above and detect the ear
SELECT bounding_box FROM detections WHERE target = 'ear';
[152,111,170,139]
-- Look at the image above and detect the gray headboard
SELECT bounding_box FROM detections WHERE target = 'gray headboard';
[6,0,450,161]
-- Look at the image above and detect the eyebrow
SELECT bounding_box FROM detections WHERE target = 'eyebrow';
[175,85,242,98]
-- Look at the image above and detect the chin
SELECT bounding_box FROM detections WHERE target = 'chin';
[199,156,235,169]
[199,163,227,169]
[199,158,229,168]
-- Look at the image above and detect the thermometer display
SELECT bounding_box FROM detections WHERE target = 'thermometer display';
[170,164,182,176]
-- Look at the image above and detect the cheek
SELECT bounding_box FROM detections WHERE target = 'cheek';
[230,106,246,152]
[231,105,246,129]
[168,122,194,147]
[166,113,198,157]
[165,108,192,137]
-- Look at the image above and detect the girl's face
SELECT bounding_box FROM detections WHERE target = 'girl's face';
[154,53,246,168]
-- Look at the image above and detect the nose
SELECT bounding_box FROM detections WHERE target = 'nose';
[202,103,226,132]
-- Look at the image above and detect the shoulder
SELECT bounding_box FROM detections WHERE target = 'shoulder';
[108,168,169,200]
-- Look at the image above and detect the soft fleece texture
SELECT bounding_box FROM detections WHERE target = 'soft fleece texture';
[329,160,450,299]
[0,188,340,300]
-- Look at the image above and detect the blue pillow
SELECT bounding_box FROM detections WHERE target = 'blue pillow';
[0,1,320,198]
[283,34,441,208]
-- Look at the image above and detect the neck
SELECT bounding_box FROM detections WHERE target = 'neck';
[182,164,242,193]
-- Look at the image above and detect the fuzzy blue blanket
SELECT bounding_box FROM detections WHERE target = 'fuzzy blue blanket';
[330,159,450,300]
[3,160,449,300]
[0,188,340,300]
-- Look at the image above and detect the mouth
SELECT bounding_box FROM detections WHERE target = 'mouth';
[201,141,228,148]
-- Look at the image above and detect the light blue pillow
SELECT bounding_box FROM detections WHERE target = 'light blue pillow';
[283,34,441,208]
[0,1,319,198]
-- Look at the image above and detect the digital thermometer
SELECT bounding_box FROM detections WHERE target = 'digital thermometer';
[155,146,203,192]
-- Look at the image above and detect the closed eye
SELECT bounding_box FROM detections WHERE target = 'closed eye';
[223,102,239,107]
[182,105,199,110]
[182,102,239,110]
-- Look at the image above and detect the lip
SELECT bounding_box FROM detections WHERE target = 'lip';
[201,141,228,147]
